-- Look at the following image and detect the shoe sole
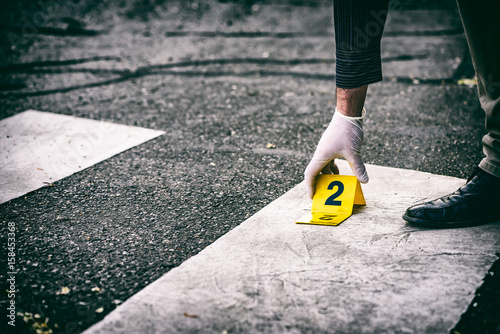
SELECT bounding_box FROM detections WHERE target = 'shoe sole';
[402,213,500,228]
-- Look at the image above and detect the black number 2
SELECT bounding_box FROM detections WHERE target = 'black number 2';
[325,181,344,206]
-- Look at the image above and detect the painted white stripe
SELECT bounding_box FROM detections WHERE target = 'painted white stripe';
[84,160,500,333]
[0,110,164,204]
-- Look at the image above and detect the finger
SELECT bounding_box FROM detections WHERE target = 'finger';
[346,155,369,183]
[304,172,317,199]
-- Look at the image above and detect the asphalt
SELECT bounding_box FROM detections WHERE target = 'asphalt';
[0,0,499,333]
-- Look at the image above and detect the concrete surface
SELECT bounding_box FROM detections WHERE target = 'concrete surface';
[0,110,164,203]
[84,160,500,334]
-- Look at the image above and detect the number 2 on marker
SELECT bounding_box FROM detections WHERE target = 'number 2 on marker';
[325,181,344,206]
[319,214,338,220]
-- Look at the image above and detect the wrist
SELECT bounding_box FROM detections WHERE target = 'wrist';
[335,108,366,120]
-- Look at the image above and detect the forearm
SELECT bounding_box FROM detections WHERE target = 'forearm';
[336,86,367,117]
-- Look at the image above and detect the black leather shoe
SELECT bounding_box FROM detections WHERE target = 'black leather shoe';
[403,168,500,228]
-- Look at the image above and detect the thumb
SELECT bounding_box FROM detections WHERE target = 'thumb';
[347,155,369,183]
[304,158,330,199]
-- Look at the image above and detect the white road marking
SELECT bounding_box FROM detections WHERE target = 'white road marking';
[0,110,164,204]
[84,160,500,333]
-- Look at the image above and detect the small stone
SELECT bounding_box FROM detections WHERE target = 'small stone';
[59,287,70,295]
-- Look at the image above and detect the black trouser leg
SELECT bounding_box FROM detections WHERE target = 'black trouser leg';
[457,0,500,178]
[334,0,390,88]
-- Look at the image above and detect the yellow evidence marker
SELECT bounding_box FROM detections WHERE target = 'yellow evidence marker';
[296,174,365,226]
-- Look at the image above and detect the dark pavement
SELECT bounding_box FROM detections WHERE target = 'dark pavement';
[0,0,499,333]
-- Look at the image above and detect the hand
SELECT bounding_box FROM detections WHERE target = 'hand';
[304,108,369,199]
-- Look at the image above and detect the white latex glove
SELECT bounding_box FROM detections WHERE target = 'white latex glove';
[304,108,369,199]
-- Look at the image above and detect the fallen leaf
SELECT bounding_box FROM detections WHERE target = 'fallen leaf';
[266,143,276,149]
[457,78,477,86]
[183,312,198,318]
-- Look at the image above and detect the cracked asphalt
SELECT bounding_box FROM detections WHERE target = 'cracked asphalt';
[0,0,499,333]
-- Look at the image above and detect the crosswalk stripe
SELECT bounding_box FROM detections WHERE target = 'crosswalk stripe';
[0,110,164,204]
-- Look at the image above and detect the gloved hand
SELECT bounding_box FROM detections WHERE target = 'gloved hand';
[304,108,369,199]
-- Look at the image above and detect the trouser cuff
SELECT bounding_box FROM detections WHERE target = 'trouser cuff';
[336,47,383,88]
[479,159,500,179]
